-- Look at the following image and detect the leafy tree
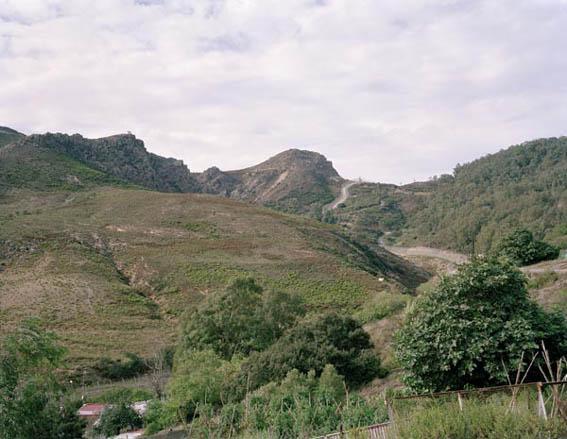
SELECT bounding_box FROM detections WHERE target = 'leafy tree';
[180,278,305,359]
[495,229,559,266]
[93,403,143,437]
[395,257,567,393]
[240,312,384,390]
[0,319,86,439]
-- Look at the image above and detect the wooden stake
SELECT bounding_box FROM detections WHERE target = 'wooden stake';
[457,392,464,411]
[537,382,547,420]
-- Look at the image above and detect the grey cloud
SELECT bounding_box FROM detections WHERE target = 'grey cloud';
[0,0,566,183]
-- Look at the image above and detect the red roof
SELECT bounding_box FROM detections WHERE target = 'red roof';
[78,403,107,417]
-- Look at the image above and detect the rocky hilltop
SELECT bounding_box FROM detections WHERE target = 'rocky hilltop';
[196,149,343,214]
[23,132,199,192]
[0,128,343,215]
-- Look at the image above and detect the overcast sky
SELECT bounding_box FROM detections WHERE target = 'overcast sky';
[1,0,566,183]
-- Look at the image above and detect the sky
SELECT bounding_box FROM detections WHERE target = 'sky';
[1,0,566,183]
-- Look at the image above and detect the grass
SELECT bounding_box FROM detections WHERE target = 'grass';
[0,187,416,367]
[394,395,567,438]
[527,270,559,289]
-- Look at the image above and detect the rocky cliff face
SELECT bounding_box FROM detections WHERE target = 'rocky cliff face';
[1,126,343,215]
[195,149,343,214]
[26,132,199,192]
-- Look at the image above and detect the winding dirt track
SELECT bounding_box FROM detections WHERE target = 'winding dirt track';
[324,181,357,212]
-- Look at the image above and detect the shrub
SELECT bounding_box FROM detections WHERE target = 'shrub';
[241,366,387,437]
[144,400,179,435]
[240,312,385,391]
[94,403,143,437]
[93,352,149,380]
[395,257,567,393]
[167,350,243,420]
[495,229,560,266]
[527,270,559,289]
[180,278,305,359]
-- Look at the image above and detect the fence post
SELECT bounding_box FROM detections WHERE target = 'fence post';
[457,392,464,411]
[537,382,547,420]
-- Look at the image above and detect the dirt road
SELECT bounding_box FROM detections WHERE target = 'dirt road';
[324,181,357,212]
[385,244,567,274]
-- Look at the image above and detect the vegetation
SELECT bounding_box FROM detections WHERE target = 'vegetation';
[179,278,305,359]
[0,187,411,367]
[221,366,386,437]
[495,229,560,266]
[395,397,567,438]
[93,403,143,437]
[240,312,384,391]
[90,387,154,404]
[143,277,385,436]
[331,138,567,254]
[0,319,86,438]
[395,257,567,392]
[400,138,567,253]
[93,352,149,380]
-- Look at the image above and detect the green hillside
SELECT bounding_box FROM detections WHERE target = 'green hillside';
[0,126,24,147]
[401,137,567,252]
[332,137,567,253]
[0,138,131,195]
[0,187,427,369]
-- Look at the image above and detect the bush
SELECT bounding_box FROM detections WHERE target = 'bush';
[144,400,179,435]
[495,229,560,266]
[240,312,384,391]
[167,349,243,420]
[180,278,305,359]
[93,352,149,380]
[395,257,567,393]
[93,403,143,437]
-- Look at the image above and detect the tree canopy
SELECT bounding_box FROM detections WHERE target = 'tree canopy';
[395,257,567,392]
[179,278,305,359]
[494,229,560,266]
[241,312,384,390]
[0,319,86,439]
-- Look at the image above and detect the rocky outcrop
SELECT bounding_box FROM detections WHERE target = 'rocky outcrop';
[26,132,199,192]
[195,166,239,196]
[195,149,344,214]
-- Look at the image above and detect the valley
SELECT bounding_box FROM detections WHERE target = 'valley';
[0,126,566,438]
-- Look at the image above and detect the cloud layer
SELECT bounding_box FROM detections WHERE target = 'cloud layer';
[1,0,566,183]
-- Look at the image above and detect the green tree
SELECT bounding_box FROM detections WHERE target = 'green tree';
[0,319,86,439]
[93,403,143,437]
[495,229,560,266]
[180,278,305,359]
[395,257,567,393]
[240,312,384,390]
